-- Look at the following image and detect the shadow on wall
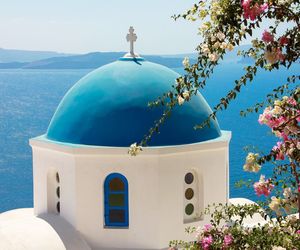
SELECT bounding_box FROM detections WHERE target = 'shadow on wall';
[38,213,91,250]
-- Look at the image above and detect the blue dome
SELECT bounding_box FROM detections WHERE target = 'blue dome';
[46,57,221,147]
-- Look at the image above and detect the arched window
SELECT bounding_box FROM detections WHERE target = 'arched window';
[104,173,129,227]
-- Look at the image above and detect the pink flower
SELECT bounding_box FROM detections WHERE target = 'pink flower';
[297,111,300,122]
[262,30,274,43]
[276,48,285,61]
[254,175,274,197]
[287,97,297,106]
[260,3,268,11]
[242,0,251,10]
[242,0,268,21]
[272,141,285,160]
[201,235,213,250]
[279,36,289,45]
[279,132,289,141]
[224,234,233,246]
[258,107,272,125]
[264,48,285,64]
[296,230,300,234]
[203,224,212,231]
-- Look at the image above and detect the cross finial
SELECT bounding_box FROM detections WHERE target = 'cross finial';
[126,26,137,56]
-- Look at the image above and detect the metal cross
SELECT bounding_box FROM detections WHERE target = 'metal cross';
[126,26,137,55]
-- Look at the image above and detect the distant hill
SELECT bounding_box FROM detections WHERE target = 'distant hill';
[0,45,253,69]
[22,52,125,69]
[0,62,27,69]
[0,48,72,63]
[0,52,195,69]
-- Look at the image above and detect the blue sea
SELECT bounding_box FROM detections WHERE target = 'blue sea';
[0,63,299,212]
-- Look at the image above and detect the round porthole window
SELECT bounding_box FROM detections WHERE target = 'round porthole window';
[185,203,194,215]
[185,172,194,184]
[185,188,194,200]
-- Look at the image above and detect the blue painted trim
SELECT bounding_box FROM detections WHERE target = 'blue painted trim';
[104,173,129,227]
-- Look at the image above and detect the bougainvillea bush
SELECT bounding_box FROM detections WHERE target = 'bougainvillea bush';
[128,0,300,248]
[169,203,300,249]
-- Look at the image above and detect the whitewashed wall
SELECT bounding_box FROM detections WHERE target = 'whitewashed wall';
[30,131,231,250]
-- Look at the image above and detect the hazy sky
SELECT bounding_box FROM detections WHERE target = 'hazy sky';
[0,0,287,54]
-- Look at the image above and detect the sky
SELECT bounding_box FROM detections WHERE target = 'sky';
[0,0,202,54]
[0,0,288,55]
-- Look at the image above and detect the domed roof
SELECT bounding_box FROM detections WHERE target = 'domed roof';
[46,57,221,147]
[0,208,90,250]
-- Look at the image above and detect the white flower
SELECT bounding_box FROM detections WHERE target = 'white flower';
[182,90,190,100]
[209,53,219,62]
[278,0,289,5]
[199,22,211,31]
[286,215,298,223]
[182,57,190,68]
[274,100,282,106]
[175,77,184,87]
[243,153,261,172]
[283,188,292,199]
[244,243,250,249]
[272,246,286,250]
[210,35,217,42]
[226,43,234,51]
[200,43,210,55]
[177,95,185,105]
[288,147,295,156]
[213,41,220,49]
[269,196,281,214]
[216,31,225,41]
[271,105,282,115]
[195,226,202,240]
[282,96,289,101]
[128,143,142,156]
[282,191,298,214]
[220,42,227,50]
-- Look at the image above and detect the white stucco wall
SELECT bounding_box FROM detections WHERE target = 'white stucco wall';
[157,146,229,247]
[32,147,77,226]
[30,131,231,250]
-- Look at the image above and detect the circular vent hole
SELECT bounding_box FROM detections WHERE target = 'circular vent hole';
[56,172,60,183]
[185,188,194,200]
[185,203,194,215]
[185,173,194,184]
[56,202,60,213]
[56,187,60,199]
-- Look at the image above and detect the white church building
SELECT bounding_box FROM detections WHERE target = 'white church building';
[0,27,259,250]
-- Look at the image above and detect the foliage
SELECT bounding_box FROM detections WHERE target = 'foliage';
[138,0,300,145]
[129,0,300,215]
[128,0,300,248]
[169,203,300,250]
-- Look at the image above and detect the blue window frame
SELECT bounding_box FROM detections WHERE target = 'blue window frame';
[104,173,129,227]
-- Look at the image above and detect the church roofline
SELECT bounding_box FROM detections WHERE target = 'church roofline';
[29,130,231,156]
